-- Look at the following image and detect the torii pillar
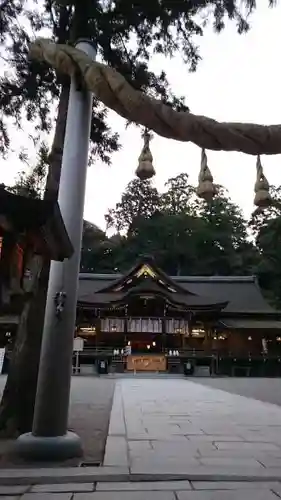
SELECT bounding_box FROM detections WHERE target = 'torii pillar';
[15,40,96,460]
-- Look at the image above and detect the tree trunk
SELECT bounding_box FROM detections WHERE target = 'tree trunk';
[44,84,70,203]
[0,84,70,436]
[0,256,47,436]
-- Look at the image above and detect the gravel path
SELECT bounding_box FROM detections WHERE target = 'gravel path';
[69,376,115,463]
[0,375,115,466]
[191,377,281,407]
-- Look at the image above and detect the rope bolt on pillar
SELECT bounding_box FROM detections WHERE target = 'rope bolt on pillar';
[13,39,96,461]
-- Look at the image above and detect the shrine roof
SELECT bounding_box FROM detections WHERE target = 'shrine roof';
[78,256,275,314]
[78,283,227,310]
[219,318,281,330]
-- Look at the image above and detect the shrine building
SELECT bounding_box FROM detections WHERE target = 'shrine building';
[76,255,281,376]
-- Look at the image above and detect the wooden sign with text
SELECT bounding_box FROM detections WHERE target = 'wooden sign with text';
[126,355,166,372]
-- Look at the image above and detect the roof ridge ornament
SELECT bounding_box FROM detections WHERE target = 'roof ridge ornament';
[135,129,156,180]
[135,263,156,279]
[254,154,271,208]
[196,148,217,202]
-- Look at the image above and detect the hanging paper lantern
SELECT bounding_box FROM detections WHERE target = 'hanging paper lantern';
[135,130,155,180]
[196,148,217,202]
[254,155,271,208]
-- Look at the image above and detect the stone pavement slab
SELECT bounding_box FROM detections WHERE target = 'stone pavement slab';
[103,437,128,467]
[191,481,281,490]
[104,378,281,476]
[198,457,263,467]
[96,481,192,491]
[30,485,95,493]
[74,493,175,500]
[130,461,265,476]
[9,487,281,500]
[0,467,130,485]
[271,485,281,497]
[0,497,20,500]
[2,480,281,500]
[176,492,278,499]
[22,494,72,500]
[0,486,30,495]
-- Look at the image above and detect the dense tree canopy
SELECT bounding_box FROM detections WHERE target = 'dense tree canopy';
[79,174,281,311]
[5,143,48,198]
[0,0,276,167]
[80,174,259,278]
[105,179,161,234]
[249,186,281,306]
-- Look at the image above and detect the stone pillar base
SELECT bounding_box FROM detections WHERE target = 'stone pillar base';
[14,431,83,461]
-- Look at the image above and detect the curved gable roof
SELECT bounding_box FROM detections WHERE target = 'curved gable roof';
[78,273,274,314]
[174,276,274,313]
[97,255,192,295]
[77,253,275,314]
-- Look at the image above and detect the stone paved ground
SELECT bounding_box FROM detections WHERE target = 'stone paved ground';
[0,375,115,465]
[104,378,281,476]
[1,377,281,497]
[0,374,281,466]
[1,481,281,499]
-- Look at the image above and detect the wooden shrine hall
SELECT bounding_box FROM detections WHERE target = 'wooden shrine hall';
[0,185,73,367]
[76,255,281,376]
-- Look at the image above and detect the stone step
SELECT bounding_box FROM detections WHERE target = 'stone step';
[194,366,211,377]
[1,466,281,485]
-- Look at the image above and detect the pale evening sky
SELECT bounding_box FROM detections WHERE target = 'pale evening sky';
[1,3,281,231]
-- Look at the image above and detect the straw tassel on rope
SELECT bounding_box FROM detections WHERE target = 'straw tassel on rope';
[196,148,217,202]
[135,130,156,180]
[254,155,271,208]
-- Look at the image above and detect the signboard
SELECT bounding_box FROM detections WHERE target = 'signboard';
[73,337,84,352]
[127,355,166,372]
[0,348,5,374]
[262,338,268,354]
[124,345,132,356]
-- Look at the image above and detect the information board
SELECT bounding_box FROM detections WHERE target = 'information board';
[73,337,84,352]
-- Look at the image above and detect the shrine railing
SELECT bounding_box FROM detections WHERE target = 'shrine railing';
[77,345,281,360]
